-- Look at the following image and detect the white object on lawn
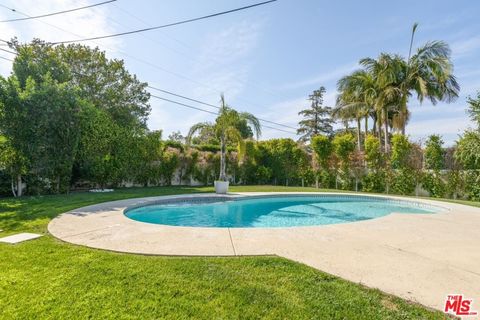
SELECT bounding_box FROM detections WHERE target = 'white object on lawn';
[214,180,229,194]
[0,233,43,244]
[89,189,114,193]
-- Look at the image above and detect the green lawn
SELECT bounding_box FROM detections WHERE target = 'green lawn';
[0,185,464,319]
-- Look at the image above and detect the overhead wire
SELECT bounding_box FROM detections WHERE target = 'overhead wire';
[0,0,117,23]
[50,0,277,44]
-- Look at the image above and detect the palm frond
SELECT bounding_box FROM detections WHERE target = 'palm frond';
[186,122,213,145]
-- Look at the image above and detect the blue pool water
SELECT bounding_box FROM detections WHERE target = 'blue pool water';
[125,195,440,228]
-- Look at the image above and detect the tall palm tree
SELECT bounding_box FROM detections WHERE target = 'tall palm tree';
[335,70,379,151]
[393,24,460,134]
[360,53,405,152]
[186,95,261,182]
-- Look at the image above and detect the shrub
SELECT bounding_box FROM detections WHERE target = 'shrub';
[361,171,385,193]
[254,166,272,185]
[424,135,444,170]
[464,170,480,201]
[422,172,446,198]
[390,168,416,195]
[390,134,412,169]
[455,131,480,170]
[445,170,463,199]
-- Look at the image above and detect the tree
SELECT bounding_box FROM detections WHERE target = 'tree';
[336,70,378,151]
[332,133,356,189]
[390,134,412,169]
[0,74,85,194]
[311,135,333,188]
[362,135,385,193]
[467,91,480,130]
[353,26,459,151]
[424,135,444,170]
[297,87,334,142]
[395,24,459,134]
[364,134,383,169]
[455,131,480,170]
[167,131,185,144]
[9,39,151,130]
[187,95,261,182]
[258,139,306,186]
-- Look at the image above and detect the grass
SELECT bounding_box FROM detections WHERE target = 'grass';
[0,185,466,319]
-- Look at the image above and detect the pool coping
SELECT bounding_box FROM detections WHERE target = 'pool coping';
[48,192,480,311]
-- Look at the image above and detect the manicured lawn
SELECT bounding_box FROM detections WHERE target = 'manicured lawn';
[0,186,465,319]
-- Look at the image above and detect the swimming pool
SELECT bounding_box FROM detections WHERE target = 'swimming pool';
[124,195,442,228]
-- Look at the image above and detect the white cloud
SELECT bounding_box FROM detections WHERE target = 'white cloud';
[148,19,265,137]
[278,63,358,91]
[190,20,263,101]
[406,116,473,146]
[451,35,480,59]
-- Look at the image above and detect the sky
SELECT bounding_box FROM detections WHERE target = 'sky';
[0,0,479,146]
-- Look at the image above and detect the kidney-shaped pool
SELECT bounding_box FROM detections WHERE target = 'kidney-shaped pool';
[124,195,444,228]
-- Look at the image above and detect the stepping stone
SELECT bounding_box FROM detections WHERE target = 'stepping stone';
[0,233,42,244]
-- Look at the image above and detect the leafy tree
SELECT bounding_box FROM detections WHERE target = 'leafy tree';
[297,87,334,142]
[167,131,185,144]
[311,135,332,169]
[364,135,383,169]
[467,91,480,129]
[160,149,179,185]
[10,40,151,130]
[187,95,261,182]
[455,131,480,170]
[76,105,126,188]
[132,131,163,186]
[257,139,306,186]
[362,135,385,192]
[311,135,333,188]
[0,74,85,194]
[424,135,444,170]
[332,133,356,189]
[390,134,412,169]
[0,137,27,196]
[333,133,356,167]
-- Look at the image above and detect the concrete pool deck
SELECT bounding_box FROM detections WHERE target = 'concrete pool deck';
[48,192,480,311]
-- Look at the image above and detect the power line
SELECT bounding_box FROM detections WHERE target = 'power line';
[148,85,299,131]
[0,42,297,134]
[0,47,16,54]
[0,55,13,62]
[0,0,117,23]
[150,94,298,135]
[0,4,280,112]
[51,0,277,45]
[111,2,294,104]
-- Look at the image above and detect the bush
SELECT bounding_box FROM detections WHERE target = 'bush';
[422,172,446,198]
[465,170,480,201]
[361,171,385,193]
[390,169,416,195]
[255,166,272,185]
[445,170,463,199]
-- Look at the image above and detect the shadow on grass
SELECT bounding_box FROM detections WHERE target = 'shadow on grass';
[0,186,212,232]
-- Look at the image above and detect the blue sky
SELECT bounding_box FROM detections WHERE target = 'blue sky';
[0,0,479,145]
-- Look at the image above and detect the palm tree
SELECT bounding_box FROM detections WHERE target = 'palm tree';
[357,54,399,152]
[389,24,460,134]
[335,70,378,151]
[186,94,261,182]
